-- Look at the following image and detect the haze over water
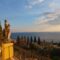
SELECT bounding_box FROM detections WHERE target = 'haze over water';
[11,32,60,42]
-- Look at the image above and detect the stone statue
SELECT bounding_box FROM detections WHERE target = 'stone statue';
[3,20,11,42]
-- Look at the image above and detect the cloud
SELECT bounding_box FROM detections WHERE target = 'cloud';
[25,0,45,9]
[49,0,60,11]
[41,25,60,32]
[33,9,60,32]
[12,9,60,32]
[25,5,32,9]
[34,10,60,25]
[30,0,44,5]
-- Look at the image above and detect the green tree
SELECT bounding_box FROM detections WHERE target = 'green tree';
[30,36,33,44]
[24,36,26,40]
[34,36,36,43]
[27,36,29,45]
[0,22,3,41]
[58,42,60,46]
[21,36,23,40]
[16,36,20,45]
[38,37,41,45]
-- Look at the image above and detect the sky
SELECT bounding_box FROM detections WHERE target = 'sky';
[0,0,60,32]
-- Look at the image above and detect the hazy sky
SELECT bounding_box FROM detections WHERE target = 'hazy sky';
[0,0,60,32]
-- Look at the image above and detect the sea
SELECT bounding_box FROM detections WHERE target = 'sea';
[11,32,60,43]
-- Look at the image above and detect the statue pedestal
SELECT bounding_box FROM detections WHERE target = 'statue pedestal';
[2,43,14,60]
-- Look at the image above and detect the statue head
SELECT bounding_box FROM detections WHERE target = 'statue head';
[5,19,7,23]
[5,19,9,26]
